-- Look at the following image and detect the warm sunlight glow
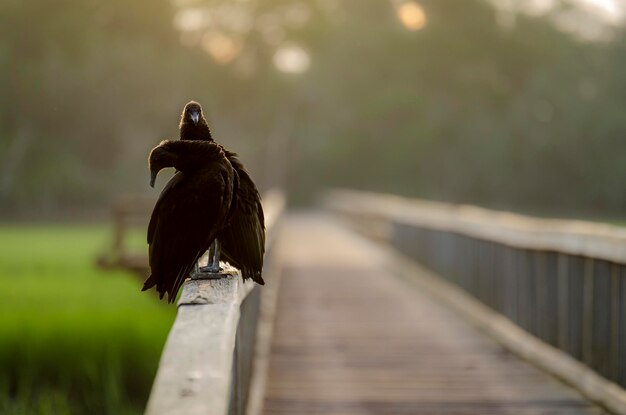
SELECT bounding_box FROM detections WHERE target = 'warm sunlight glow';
[490,0,624,24]
[397,2,427,31]
[581,0,623,23]
[174,8,208,32]
[202,33,242,64]
[273,44,310,74]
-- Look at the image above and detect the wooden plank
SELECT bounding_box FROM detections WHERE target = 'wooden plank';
[325,189,626,264]
[145,189,285,415]
[263,215,609,415]
[389,244,626,414]
[145,280,245,415]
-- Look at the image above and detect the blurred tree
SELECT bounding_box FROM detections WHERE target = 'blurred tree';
[0,0,198,213]
[1,0,626,217]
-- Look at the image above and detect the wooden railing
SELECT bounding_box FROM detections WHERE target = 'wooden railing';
[145,189,286,415]
[96,195,154,278]
[325,189,626,414]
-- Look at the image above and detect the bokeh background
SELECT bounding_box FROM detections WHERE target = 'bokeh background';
[2,0,626,413]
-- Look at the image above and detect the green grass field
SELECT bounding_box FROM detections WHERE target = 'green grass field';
[0,224,175,415]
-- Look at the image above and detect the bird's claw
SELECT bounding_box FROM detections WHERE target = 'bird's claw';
[199,265,222,274]
[191,265,224,280]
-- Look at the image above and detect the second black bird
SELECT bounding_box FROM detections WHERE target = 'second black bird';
[179,101,266,285]
[143,139,237,302]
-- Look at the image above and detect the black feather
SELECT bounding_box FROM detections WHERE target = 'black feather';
[179,101,266,284]
[144,139,236,302]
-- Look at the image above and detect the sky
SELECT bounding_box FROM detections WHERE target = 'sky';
[569,0,624,23]
[518,0,625,23]
[487,0,626,40]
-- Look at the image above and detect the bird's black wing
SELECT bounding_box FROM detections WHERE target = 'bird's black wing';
[219,153,266,284]
[147,171,181,245]
[145,171,227,302]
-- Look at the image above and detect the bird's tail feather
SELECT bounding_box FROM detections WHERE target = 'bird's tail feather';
[142,274,156,291]
[242,267,265,285]
[143,274,167,300]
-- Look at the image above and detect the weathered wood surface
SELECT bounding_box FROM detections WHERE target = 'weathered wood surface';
[262,214,608,415]
[145,276,247,415]
[325,189,626,414]
[145,189,285,415]
[326,189,626,264]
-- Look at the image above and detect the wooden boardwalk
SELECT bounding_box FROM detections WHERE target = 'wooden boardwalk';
[262,214,608,415]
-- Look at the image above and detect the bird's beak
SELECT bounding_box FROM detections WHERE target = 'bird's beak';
[150,170,158,188]
[191,111,200,125]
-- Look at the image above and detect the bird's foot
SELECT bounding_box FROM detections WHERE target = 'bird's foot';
[191,264,224,280]
[199,264,222,274]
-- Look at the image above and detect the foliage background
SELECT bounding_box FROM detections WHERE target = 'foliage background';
[2,0,626,217]
[2,0,626,413]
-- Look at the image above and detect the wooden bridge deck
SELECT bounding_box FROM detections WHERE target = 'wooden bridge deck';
[262,214,608,415]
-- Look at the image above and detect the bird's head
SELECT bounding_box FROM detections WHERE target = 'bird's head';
[182,101,203,126]
[148,141,177,187]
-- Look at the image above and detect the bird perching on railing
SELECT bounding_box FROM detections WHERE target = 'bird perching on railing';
[142,103,266,302]
[179,101,266,285]
[143,139,237,302]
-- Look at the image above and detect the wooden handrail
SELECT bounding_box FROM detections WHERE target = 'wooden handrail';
[325,188,626,415]
[326,189,626,264]
[145,189,286,415]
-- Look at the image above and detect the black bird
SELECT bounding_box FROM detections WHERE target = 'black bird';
[143,139,237,302]
[179,101,266,285]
